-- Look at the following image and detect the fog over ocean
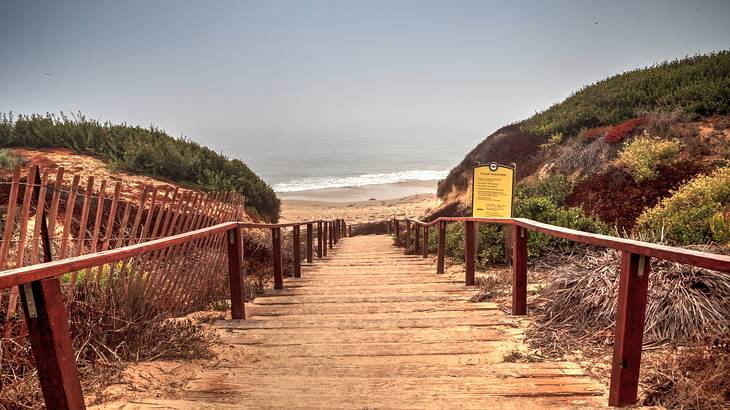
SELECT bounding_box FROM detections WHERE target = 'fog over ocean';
[241,135,476,193]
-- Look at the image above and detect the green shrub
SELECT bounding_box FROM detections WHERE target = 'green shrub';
[539,132,564,150]
[0,149,26,171]
[615,132,683,182]
[516,196,608,256]
[523,51,730,137]
[0,112,280,221]
[515,174,576,206]
[636,167,730,245]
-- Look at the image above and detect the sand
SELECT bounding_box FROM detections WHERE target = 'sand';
[278,181,440,224]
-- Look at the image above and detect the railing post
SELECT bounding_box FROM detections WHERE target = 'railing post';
[414,225,420,255]
[293,225,302,278]
[609,252,651,407]
[306,223,313,263]
[272,227,283,289]
[317,221,323,258]
[422,225,429,258]
[227,226,245,319]
[323,222,328,256]
[394,220,400,246]
[333,220,338,244]
[328,221,334,249]
[20,279,86,410]
[465,221,476,286]
[511,224,528,315]
[437,221,446,273]
[405,221,411,250]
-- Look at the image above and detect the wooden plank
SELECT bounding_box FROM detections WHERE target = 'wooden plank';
[68,176,94,290]
[0,168,22,270]
[58,175,81,260]
[29,168,50,265]
[4,166,37,337]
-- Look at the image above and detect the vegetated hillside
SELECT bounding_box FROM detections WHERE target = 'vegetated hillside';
[435,51,730,246]
[0,113,281,222]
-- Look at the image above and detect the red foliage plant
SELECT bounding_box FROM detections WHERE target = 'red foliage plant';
[603,117,648,144]
[581,126,611,140]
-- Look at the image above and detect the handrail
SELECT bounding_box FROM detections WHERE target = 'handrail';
[0,216,348,410]
[0,219,345,289]
[388,215,728,407]
[399,216,730,271]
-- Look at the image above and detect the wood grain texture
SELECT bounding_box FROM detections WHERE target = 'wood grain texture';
[108,235,607,409]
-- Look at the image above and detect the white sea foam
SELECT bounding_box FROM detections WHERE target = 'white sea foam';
[273,169,449,192]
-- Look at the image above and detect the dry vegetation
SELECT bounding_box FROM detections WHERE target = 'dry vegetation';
[519,247,730,409]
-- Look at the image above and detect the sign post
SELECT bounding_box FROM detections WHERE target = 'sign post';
[471,162,516,218]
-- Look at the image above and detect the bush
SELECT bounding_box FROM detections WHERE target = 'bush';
[615,132,683,183]
[0,149,26,171]
[515,174,576,206]
[523,51,730,137]
[635,167,730,245]
[516,196,607,256]
[603,117,647,144]
[0,112,280,221]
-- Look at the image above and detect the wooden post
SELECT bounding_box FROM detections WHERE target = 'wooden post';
[342,220,347,237]
[334,220,339,244]
[272,227,283,289]
[437,221,446,274]
[293,225,302,278]
[387,219,392,235]
[511,224,528,315]
[422,226,429,258]
[465,221,476,286]
[322,222,328,256]
[20,279,86,410]
[227,226,245,319]
[394,220,400,246]
[348,225,352,237]
[405,221,411,250]
[414,225,420,255]
[20,165,86,410]
[609,252,651,407]
[306,223,313,263]
[328,221,333,249]
[317,221,323,258]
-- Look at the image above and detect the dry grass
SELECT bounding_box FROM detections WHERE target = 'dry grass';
[525,246,730,408]
[642,336,730,409]
[0,282,218,408]
[528,247,730,350]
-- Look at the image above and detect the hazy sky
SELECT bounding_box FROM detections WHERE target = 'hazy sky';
[1,0,729,178]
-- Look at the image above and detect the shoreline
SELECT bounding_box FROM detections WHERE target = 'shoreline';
[278,180,440,224]
[276,180,438,202]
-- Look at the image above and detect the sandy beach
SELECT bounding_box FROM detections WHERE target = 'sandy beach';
[278,180,439,224]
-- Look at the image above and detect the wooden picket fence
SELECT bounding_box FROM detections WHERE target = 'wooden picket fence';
[0,165,246,337]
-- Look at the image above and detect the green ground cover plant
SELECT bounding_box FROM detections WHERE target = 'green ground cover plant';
[0,112,280,221]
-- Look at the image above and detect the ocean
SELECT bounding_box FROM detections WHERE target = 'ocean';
[242,137,475,194]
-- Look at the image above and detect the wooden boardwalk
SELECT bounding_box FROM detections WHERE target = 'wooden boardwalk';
[117,235,606,409]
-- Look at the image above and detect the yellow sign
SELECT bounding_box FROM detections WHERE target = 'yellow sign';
[472,163,515,218]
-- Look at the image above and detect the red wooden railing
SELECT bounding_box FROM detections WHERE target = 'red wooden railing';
[0,216,347,409]
[389,216,729,407]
